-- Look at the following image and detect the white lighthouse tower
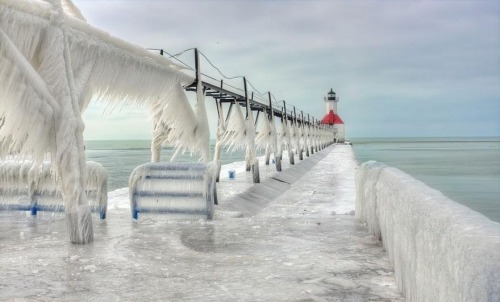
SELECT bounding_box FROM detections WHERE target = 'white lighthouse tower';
[324,88,339,113]
[320,88,345,142]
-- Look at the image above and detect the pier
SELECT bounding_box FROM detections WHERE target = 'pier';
[2,2,498,300]
[0,145,403,301]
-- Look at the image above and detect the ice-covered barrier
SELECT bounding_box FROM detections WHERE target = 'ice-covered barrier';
[129,162,216,220]
[356,161,500,301]
[0,161,107,219]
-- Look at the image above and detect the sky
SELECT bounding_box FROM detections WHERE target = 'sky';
[74,0,500,140]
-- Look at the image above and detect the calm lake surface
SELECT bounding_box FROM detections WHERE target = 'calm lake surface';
[351,137,500,223]
[84,137,500,223]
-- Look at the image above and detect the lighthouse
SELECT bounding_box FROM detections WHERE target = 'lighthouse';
[320,88,345,142]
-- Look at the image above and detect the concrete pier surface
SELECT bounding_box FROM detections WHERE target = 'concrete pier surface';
[0,145,403,301]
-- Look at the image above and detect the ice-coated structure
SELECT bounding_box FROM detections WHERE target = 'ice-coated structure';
[152,65,210,163]
[0,0,202,243]
[0,161,107,218]
[221,103,247,152]
[255,108,277,166]
[129,162,216,220]
[356,161,500,301]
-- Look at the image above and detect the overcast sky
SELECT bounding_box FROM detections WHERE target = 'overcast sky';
[75,0,500,139]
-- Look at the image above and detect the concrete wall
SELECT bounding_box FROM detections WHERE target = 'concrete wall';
[355,161,500,302]
[334,124,345,142]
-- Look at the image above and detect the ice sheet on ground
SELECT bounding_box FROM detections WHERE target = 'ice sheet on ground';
[0,145,403,301]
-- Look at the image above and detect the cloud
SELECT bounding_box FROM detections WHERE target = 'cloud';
[75,0,500,139]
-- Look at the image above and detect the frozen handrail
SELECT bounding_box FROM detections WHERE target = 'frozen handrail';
[356,161,500,301]
[0,161,108,219]
[129,162,217,220]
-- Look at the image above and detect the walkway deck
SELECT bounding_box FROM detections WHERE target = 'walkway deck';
[0,145,403,301]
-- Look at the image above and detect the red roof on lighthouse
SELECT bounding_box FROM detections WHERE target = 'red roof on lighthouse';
[320,110,344,125]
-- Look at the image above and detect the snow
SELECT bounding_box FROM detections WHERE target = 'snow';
[0,0,206,242]
[0,160,107,216]
[0,145,404,301]
[128,162,216,219]
[356,161,500,301]
[220,103,246,152]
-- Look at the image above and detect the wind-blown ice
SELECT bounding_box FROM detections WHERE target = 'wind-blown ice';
[128,162,216,220]
[0,160,107,218]
[0,0,201,243]
[153,75,210,163]
[289,123,300,154]
[356,161,500,301]
[255,110,277,165]
[281,117,294,162]
[221,103,247,152]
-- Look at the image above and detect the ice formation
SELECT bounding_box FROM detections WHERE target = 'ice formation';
[244,103,259,179]
[303,121,311,155]
[0,161,107,218]
[152,74,210,163]
[275,118,286,168]
[221,102,247,152]
[129,162,216,220]
[0,0,203,243]
[255,109,277,165]
[213,99,229,181]
[280,114,294,163]
[356,161,500,301]
[297,120,305,157]
[289,123,300,156]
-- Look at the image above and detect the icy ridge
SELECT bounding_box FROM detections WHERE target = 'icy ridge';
[356,161,500,302]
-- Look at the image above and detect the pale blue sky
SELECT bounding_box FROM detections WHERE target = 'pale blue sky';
[75,0,500,140]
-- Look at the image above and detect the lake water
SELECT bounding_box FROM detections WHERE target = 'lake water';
[84,140,256,191]
[351,137,500,223]
[85,137,500,223]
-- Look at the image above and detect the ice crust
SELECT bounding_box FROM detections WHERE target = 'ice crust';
[128,162,216,220]
[356,161,500,301]
[0,145,405,301]
[0,161,107,217]
[0,0,204,242]
[0,0,334,243]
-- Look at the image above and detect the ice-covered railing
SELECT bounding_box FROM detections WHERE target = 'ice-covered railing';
[255,106,277,166]
[169,48,335,177]
[129,162,216,220]
[1,0,335,243]
[0,161,107,219]
[356,161,500,301]
[0,0,202,243]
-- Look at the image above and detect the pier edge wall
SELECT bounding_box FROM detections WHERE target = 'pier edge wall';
[355,161,500,302]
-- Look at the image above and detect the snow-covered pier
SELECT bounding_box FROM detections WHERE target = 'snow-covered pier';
[356,161,500,301]
[0,145,404,301]
[0,0,335,243]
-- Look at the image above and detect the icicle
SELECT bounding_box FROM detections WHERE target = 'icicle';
[245,104,259,182]
[213,100,227,181]
[221,103,247,152]
[61,0,87,21]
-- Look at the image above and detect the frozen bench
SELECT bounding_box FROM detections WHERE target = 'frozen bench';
[0,161,108,219]
[129,162,216,220]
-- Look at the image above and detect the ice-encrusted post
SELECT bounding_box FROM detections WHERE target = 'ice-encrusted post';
[283,101,294,165]
[193,48,211,163]
[47,0,93,243]
[309,116,314,155]
[313,118,317,152]
[214,80,225,182]
[275,112,286,173]
[304,112,310,157]
[268,92,280,171]
[243,78,260,183]
[294,107,303,160]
